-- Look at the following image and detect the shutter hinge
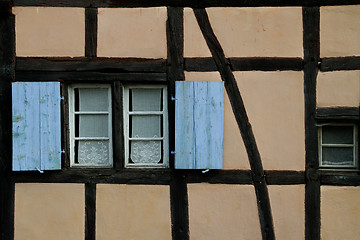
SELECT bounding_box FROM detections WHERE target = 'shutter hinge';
[171,151,176,155]
[36,167,44,174]
[171,96,177,101]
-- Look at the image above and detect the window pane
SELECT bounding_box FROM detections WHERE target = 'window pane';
[322,147,354,166]
[130,140,161,164]
[131,115,161,138]
[77,141,109,165]
[78,115,108,137]
[79,88,109,111]
[131,88,162,111]
[322,126,353,144]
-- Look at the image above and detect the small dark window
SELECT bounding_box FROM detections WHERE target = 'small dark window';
[318,124,358,169]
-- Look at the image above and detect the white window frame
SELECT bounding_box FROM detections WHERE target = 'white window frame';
[123,85,169,168]
[69,84,113,167]
[318,123,358,169]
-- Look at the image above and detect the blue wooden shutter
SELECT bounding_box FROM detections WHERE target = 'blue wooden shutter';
[12,82,61,171]
[175,81,224,169]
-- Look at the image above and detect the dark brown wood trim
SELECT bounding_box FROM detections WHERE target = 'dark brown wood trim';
[166,7,189,240]
[185,57,303,72]
[0,8,15,240]
[193,8,275,240]
[112,81,124,170]
[61,82,71,169]
[16,57,167,73]
[13,0,360,8]
[316,107,359,121]
[303,6,321,240]
[85,8,98,58]
[15,71,167,82]
[320,172,360,186]
[85,183,96,240]
[265,170,305,185]
[320,56,360,72]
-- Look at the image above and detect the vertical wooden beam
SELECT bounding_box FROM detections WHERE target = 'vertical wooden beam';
[0,2,15,239]
[303,7,320,240]
[85,183,96,240]
[167,7,189,240]
[193,8,275,240]
[112,81,124,170]
[85,8,98,57]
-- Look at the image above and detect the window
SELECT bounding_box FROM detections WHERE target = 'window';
[69,84,113,167]
[123,85,169,168]
[318,124,358,169]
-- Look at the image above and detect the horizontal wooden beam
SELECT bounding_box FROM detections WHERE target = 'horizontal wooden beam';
[316,107,359,121]
[13,0,360,8]
[320,172,360,186]
[13,169,307,185]
[185,57,303,72]
[16,57,166,73]
[320,56,360,72]
[15,71,167,82]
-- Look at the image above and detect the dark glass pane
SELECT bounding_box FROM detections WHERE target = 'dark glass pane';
[322,147,354,166]
[322,126,353,144]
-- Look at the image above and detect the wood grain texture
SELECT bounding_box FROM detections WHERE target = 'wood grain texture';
[85,183,96,240]
[175,81,224,169]
[303,6,321,240]
[316,107,359,121]
[320,56,360,72]
[0,9,15,240]
[13,0,360,8]
[85,8,98,58]
[16,57,167,73]
[12,82,61,171]
[193,8,275,240]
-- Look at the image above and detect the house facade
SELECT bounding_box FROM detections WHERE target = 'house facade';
[1,1,360,239]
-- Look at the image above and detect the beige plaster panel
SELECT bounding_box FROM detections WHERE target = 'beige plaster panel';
[184,7,303,58]
[321,186,360,240]
[188,184,261,240]
[268,185,305,240]
[317,71,360,107]
[97,8,167,58]
[320,6,360,57]
[235,71,305,170]
[96,184,171,240]
[185,72,250,169]
[14,183,84,240]
[14,7,85,57]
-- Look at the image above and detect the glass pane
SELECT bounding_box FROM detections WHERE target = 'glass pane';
[131,88,161,111]
[322,147,354,166]
[79,88,109,111]
[77,140,109,165]
[322,126,353,144]
[131,115,161,138]
[130,140,161,164]
[78,115,108,137]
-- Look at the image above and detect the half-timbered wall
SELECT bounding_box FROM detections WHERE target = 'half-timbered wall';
[1,1,360,240]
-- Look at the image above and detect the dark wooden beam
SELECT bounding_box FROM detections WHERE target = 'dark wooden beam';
[85,8,98,57]
[316,107,359,121]
[320,172,360,186]
[166,7,189,240]
[16,57,167,73]
[13,0,360,8]
[320,57,360,72]
[15,71,167,82]
[265,171,305,185]
[193,8,275,240]
[0,6,15,240]
[85,183,96,240]
[303,6,321,240]
[112,81,124,170]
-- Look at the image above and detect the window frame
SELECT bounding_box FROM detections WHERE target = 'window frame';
[123,84,169,168]
[68,84,113,168]
[318,123,358,169]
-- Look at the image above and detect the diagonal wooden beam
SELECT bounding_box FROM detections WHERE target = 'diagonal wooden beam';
[193,8,275,240]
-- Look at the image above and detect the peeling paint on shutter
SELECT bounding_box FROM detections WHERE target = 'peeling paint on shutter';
[175,81,224,169]
[12,82,61,171]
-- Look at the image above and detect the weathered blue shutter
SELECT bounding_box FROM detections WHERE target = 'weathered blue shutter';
[12,82,61,171]
[175,81,224,169]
